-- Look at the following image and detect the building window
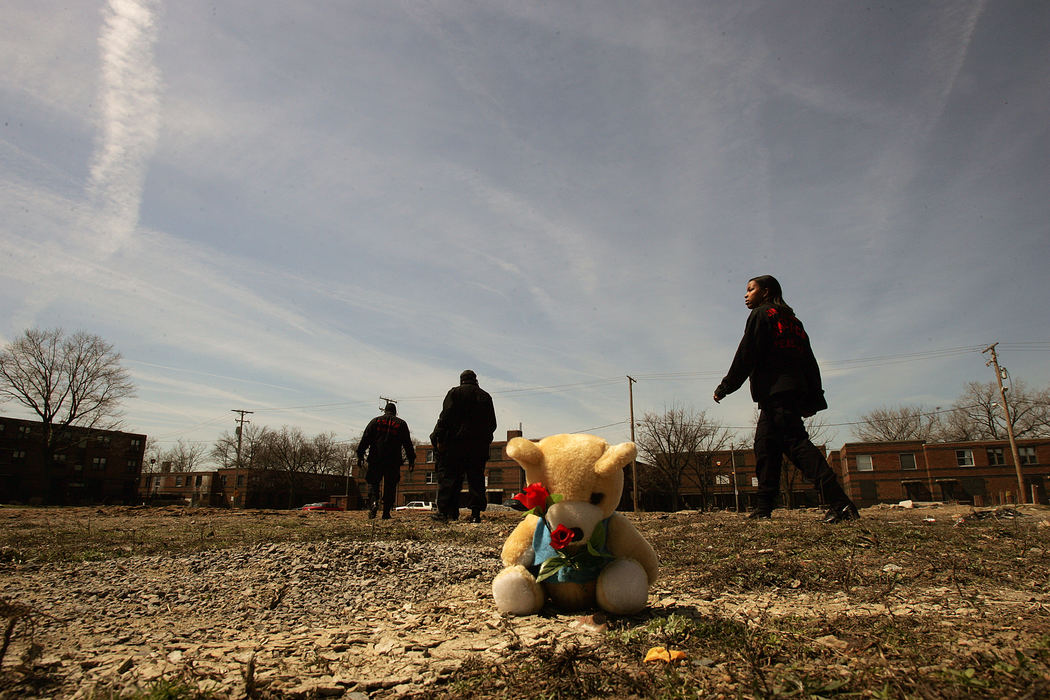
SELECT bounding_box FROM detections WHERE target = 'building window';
[488,468,502,484]
[425,450,435,464]
[92,457,107,471]
[126,460,139,473]
[1020,447,1037,465]
[956,450,974,467]
[715,474,731,485]
[195,475,203,487]
[131,438,142,448]
[986,447,1005,466]
[97,435,111,446]
[488,446,503,461]
[426,471,437,485]
[855,455,874,472]
[12,450,26,460]
[899,453,917,471]
[236,475,245,487]
[175,476,183,487]
[53,454,67,464]
[18,425,31,435]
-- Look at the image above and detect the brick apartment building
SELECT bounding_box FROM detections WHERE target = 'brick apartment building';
[0,415,146,505]
[831,438,1050,507]
[140,466,361,509]
[398,429,528,507]
[632,438,1049,511]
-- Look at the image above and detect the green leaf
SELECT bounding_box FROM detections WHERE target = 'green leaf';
[536,554,569,582]
[590,520,607,549]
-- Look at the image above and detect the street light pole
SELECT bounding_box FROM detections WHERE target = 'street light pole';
[731,442,740,513]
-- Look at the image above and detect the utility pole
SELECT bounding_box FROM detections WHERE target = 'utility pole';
[231,409,253,470]
[983,343,1025,503]
[627,375,639,513]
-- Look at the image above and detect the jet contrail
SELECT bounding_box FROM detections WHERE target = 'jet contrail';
[86,0,162,256]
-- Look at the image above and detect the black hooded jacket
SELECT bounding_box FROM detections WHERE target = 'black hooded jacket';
[430,378,496,447]
[716,303,827,413]
[357,412,414,469]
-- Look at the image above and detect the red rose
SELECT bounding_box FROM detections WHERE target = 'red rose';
[513,483,550,512]
[550,524,574,550]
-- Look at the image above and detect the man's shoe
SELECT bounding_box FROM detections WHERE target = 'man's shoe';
[430,512,450,523]
[747,510,772,520]
[381,512,392,520]
[468,512,482,524]
[822,502,860,524]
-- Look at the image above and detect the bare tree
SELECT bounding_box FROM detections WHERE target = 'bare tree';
[0,328,135,462]
[635,405,730,511]
[853,405,941,442]
[211,424,269,469]
[940,380,1050,441]
[852,382,1050,444]
[256,426,317,507]
[161,439,208,472]
[311,432,348,475]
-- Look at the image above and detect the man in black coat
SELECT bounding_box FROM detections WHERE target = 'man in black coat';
[714,275,858,523]
[430,370,497,523]
[357,402,415,519]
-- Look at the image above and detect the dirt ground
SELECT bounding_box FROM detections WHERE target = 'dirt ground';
[1,504,1049,698]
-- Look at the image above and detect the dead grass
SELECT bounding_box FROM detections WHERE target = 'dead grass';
[2,503,1050,698]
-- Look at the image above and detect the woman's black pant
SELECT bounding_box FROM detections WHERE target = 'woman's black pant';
[753,395,849,511]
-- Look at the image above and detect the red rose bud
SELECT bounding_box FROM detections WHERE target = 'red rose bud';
[550,524,574,550]
[513,483,550,512]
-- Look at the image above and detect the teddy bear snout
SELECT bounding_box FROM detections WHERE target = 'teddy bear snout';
[570,527,584,542]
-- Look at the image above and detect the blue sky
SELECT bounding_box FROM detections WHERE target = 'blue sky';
[2,0,1048,455]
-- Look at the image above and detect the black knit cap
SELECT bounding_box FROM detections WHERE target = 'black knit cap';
[460,369,477,383]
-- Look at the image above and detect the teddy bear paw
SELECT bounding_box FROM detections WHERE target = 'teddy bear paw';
[596,558,649,615]
[492,565,545,615]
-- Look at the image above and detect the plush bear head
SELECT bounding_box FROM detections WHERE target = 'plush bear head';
[506,433,635,551]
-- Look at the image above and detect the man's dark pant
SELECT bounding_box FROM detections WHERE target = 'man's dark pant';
[435,441,488,518]
[366,462,401,515]
[753,394,849,513]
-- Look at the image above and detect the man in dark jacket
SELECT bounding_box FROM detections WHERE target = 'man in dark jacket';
[714,275,858,523]
[430,370,497,523]
[357,402,415,519]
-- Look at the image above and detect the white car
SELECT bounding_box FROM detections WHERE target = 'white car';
[395,501,434,511]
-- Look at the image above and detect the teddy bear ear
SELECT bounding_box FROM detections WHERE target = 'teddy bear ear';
[506,437,544,469]
[594,441,637,476]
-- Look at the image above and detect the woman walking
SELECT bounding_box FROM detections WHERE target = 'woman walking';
[713,275,859,523]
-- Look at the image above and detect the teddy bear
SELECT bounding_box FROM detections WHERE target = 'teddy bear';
[492,433,659,616]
